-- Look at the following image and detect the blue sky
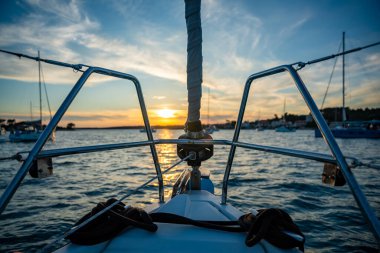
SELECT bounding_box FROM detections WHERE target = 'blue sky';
[0,0,379,127]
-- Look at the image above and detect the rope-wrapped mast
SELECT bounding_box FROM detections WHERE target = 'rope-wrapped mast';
[177,0,213,175]
[185,0,202,132]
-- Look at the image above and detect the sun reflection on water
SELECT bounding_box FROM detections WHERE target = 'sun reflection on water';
[154,129,184,197]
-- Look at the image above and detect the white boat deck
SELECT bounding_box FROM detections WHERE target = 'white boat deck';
[56,191,300,253]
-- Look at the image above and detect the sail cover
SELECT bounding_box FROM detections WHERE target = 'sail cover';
[185,0,202,130]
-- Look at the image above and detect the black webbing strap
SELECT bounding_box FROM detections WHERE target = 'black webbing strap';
[66,199,157,245]
[239,209,305,251]
[104,203,157,232]
[68,199,304,252]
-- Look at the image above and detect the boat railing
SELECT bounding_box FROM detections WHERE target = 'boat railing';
[222,64,380,242]
[14,139,338,164]
[0,63,379,242]
[0,66,163,214]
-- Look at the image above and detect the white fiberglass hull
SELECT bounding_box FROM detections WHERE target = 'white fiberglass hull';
[56,191,301,253]
[9,132,41,142]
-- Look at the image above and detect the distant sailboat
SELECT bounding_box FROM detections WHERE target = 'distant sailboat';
[204,87,219,134]
[315,32,380,138]
[9,51,55,142]
[0,120,7,143]
[275,98,296,132]
[256,110,265,131]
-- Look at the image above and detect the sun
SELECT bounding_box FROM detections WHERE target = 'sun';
[156,109,176,118]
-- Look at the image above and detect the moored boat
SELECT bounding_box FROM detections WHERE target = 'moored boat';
[316,33,379,139]
[275,98,296,133]
[9,120,42,142]
[9,128,41,142]
[8,51,55,143]
[204,125,219,134]
[315,120,380,138]
[0,126,7,143]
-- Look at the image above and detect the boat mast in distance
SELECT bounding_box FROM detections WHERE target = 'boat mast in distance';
[342,32,347,122]
[38,50,43,130]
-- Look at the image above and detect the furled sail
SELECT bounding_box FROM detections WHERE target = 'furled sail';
[185,0,202,132]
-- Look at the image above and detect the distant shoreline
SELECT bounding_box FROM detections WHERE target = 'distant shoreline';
[57,127,318,131]
[56,125,186,130]
[3,107,380,131]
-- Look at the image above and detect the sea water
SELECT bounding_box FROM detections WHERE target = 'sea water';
[0,129,379,252]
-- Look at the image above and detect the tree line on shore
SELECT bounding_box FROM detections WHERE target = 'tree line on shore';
[1,107,379,130]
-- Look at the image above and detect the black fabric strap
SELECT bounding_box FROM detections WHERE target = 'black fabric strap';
[67,199,157,245]
[239,209,305,252]
[68,199,305,252]
[103,203,157,232]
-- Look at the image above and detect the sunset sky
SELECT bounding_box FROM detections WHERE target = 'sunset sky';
[0,0,379,127]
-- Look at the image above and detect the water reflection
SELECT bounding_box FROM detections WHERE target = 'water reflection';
[1,129,378,252]
[154,129,185,199]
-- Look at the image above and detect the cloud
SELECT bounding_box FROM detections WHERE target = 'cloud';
[279,16,310,38]
[200,0,266,99]
[0,109,133,124]
[0,0,186,87]
[0,0,379,127]
[153,96,166,100]
[25,0,83,22]
[0,1,98,84]
[106,0,144,18]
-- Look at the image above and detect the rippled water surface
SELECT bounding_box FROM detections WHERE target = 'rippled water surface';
[0,129,379,252]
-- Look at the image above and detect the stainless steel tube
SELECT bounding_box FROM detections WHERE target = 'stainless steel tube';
[0,68,93,214]
[0,67,165,213]
[221,64,380,243]
[287,66,380,242]
[30,139,337,166]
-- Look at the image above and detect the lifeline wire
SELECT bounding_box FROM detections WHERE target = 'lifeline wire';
[320,40,342,110]
[2,40,379,87]
[40,63,53,119]
[293,41,380,70]
[355,162,380,170]
[39,153,194,253]
[0,49,87,72]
